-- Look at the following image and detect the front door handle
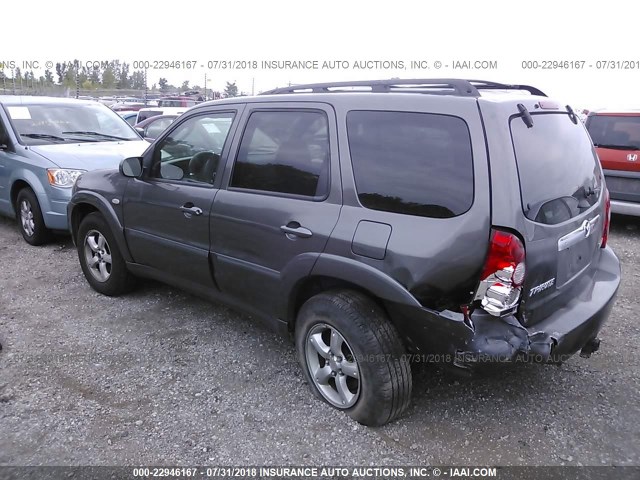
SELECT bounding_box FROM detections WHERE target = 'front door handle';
[281,222,313,238]
[180,203,203,216]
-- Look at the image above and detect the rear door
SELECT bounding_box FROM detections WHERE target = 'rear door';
[211,102,341,318]
[585,113,640,205]
[504,107,606,326]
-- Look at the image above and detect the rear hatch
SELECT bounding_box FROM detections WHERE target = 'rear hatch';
[509,108,606,326]
[585,113,640,204]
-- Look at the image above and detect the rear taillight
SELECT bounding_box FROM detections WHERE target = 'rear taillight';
[474,229,526,317]
[601,188,611,248]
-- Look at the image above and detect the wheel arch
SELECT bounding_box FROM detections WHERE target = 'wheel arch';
[286,254,422,332]
[10,176,42,215]
[69,192,133,262]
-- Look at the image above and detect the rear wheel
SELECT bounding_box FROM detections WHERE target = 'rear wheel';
[77,212,135,296]
[296,290,412,426]
[16,188,51,246]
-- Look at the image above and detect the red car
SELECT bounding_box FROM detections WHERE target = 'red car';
[586,109,640,216]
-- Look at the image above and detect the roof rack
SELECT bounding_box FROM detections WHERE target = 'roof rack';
[260,79,546,98]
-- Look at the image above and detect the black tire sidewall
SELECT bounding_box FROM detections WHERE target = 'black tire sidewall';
[16,188,51,246]
[77,212,133,296]
[296,291,411,426]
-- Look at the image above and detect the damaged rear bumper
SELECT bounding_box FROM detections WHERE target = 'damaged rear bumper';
[389,247,620,370]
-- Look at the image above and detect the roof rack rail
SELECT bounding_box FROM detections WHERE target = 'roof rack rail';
[466,79,546,97]
[260,79,546,98]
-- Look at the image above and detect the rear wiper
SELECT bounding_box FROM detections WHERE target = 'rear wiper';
[62,131,130,141]
[21,133,66,142]
[593,143,640,150]
[517,103,534,128]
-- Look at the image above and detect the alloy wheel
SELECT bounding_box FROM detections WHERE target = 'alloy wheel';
[305,323,361,408]
[19,200,35,237]
[83,230,113,282]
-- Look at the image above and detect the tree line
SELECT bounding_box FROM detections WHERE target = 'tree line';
[0,59,241,96]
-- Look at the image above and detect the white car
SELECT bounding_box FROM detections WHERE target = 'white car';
[135,107,190,124]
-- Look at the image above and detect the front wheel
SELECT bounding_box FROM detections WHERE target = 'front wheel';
[16,188,51,245]
[77,212,135,296]
[295,290,412,426]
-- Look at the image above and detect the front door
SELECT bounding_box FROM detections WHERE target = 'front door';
[122,109,240,290]
[0,113,16,216]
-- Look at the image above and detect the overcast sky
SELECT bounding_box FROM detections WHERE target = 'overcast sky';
[3,0,638,109]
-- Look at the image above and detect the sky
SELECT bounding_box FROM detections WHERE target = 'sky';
[3,0,639,110]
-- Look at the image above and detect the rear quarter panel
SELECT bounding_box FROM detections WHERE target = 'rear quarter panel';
[320,95,492,310]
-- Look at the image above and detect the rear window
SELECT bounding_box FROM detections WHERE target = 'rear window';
[586,115,640,148]
[510,113,602,225]
[346,111,474,218]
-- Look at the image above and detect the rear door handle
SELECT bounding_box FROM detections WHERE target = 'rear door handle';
[180,203,203,216]
[280,223,313,238]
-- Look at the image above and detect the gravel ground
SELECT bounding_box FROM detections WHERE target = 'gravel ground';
[0,214,638,467]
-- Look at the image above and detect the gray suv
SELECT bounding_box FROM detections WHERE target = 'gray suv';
[68,79,621,426]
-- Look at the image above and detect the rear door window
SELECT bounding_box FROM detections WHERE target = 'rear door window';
[346,110,474,218]
[510,113,602,225]
[230,110,330,198]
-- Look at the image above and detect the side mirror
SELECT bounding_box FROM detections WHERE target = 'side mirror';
[0,133,9,151]
[119,156,143,178]
[135,126,145,136]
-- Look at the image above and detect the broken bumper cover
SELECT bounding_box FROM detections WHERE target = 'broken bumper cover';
[390,247,620,370]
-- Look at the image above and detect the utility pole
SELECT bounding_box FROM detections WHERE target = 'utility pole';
[252,77,255,96]
[75,60,79,99]
[144,68,148,105]
[204,72,207,100]
[12,69,16,95]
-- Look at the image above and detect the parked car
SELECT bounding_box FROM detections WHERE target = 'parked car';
[68,79,620,426]
[117,110,140,126]
[585,109,640,216]
[134,114,178,141]
[0,96,149,245]
[157,96,199,108]
[111,103,148,112]
[135,107,189,124]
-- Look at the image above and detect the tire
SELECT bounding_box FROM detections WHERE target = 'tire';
[295,290,412,426]
[76,212,135,296]
[15,188,52,246]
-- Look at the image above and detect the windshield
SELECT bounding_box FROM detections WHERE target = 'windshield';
[511,112,602,225]
[4,102,140,146]
[586,115,640,149]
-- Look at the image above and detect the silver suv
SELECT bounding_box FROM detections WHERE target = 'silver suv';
[68,79,621,426]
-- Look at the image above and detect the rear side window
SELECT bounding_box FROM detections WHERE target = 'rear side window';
[586,115,640,148]
[511,113,602,225]
[137,110,161,123]
[230,110,330,198]
[346,111,474,218]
